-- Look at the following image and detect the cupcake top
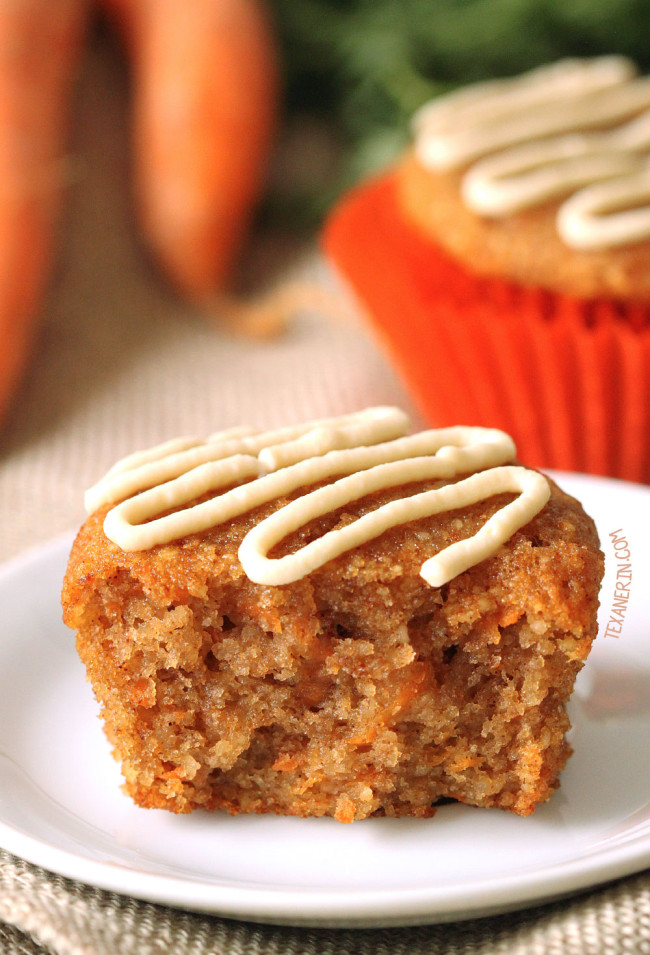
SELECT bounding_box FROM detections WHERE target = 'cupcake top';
[398,56,650,299]
[85,407,550,588]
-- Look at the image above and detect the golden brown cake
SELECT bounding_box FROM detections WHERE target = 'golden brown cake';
[397,148,650,301]
[62,408,603,821]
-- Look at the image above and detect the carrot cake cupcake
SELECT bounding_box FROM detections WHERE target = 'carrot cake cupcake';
[62,407,603,821]
[324,56,650,482]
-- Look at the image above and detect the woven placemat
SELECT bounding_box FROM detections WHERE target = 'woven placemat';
[2,847,650,955]
[1,30,649,955]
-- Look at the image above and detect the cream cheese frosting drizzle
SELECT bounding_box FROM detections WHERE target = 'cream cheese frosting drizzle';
[88,408,550,588]
[556,164,650,249]
[84,407,409,514]
[239,463,549,587]
[412,55,650,249]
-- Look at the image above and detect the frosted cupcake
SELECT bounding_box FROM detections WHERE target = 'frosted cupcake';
[324,56,650,482]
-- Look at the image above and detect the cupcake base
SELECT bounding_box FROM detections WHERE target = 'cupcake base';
[323,173,650,484]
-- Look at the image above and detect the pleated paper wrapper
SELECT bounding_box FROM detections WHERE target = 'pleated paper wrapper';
[324,174,650,484]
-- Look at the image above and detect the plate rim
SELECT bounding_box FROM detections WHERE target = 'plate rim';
[1,809,650,926]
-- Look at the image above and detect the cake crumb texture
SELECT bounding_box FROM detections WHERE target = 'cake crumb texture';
[62,475,603,821]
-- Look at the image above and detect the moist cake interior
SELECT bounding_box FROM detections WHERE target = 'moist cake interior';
[63,474,603,822]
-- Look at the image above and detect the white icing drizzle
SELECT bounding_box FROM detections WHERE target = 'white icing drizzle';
[239,464,549,587]
[413,56,635,144]
[87,409,550,589]
[85,407,409,514]
[413,56,650,249]
[557,164,650,249]
[461,131,646,217]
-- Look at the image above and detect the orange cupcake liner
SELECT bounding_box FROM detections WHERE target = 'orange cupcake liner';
[323,172,650,484]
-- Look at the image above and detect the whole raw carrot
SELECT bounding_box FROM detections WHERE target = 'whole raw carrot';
[100,0,279,301]
[0,0,89,428]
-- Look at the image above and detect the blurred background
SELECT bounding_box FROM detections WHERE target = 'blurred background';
[1,0,650,556]
[271,0,650,222]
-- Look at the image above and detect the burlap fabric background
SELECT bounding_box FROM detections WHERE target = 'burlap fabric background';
[1,33,649,955]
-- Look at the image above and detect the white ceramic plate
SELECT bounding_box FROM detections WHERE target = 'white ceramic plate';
[0,473,649,927]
